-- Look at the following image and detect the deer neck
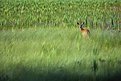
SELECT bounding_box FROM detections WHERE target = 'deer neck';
[80,27,84,31]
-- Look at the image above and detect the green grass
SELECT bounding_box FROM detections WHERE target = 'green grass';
[0,0,121,81]
[0,27,121,81]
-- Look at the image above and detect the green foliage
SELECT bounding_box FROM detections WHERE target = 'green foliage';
[0,0,121,29]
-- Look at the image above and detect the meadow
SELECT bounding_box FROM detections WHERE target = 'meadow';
[0,0,121,81]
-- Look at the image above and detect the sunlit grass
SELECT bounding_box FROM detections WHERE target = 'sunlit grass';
[0,0,121,29]
[0,27,121,81]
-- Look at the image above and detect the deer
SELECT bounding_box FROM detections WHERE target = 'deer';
[77,22,90,38]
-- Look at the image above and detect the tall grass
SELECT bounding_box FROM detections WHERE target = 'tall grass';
[0,27,121,81]
[0,0,121,81]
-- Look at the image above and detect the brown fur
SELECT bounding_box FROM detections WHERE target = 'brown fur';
[77,22,90,38]
[80,28,90,38]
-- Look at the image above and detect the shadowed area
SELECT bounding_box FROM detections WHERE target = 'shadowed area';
[0,63,121,81]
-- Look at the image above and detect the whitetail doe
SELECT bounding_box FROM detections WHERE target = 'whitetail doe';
[77,22,90,38]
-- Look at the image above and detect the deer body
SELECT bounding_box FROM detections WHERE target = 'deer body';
[80,28,90,38]
[77,22,90,38]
